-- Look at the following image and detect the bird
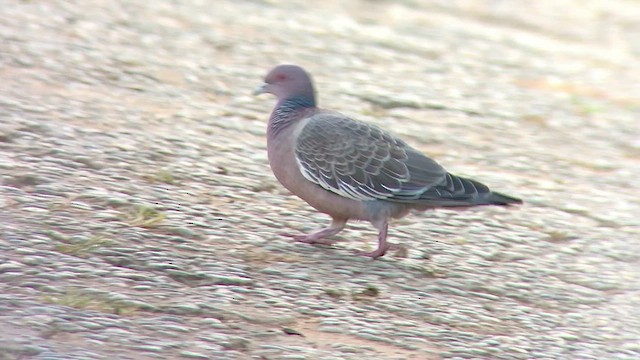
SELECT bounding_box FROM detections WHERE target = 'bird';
[255,64,522,258]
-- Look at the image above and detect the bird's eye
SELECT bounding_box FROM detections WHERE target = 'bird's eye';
[276,74,287,81]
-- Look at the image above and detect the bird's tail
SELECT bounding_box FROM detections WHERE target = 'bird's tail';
[396,173,522,207]
[482,191,523,206]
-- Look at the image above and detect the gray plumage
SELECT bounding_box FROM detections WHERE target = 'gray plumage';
[256,64,522,258]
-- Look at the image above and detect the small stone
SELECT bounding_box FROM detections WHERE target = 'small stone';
[157,324,191,333]
[73,156,104,169]
[105,197,130,206]
[22,206,49,213]
[282,327,304,336]
[164,303,202,315]
[212,276,254,286]
[119,300,157,311]
[131,345,164,352]
[44,230,68,241]
[558,332,580,341]
[356,332,386,342]
[55,323,85,332]
[131,285,153,291]
[14,248,39,255]
[221,337,250,351]
[180,351,209,359]
[166,226,196,238]
[23,345,47,356]
[198,318,223,326]
[148,262,182,270]
[86,333,110,341]
[0,261,22,273]
[77,321,105,330]
[69,201,93,211]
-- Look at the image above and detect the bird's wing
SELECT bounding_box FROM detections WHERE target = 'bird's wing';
[294,112,448,201]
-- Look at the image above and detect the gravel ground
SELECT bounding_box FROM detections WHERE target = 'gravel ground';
[1,1,639,359]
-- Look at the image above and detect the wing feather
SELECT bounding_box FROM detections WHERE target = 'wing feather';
[295,112,446,202]
[295,112,505,206]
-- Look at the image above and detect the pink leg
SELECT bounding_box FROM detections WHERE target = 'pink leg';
[357,219,390,258]
[282,218,347,245]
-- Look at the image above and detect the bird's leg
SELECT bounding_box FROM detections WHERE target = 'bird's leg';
[283,218,347,245]
[357,219,390,258]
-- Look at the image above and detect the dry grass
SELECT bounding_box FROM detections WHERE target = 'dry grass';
[54,235,114,256]
[43,288,139,315]
[121,205,166,228]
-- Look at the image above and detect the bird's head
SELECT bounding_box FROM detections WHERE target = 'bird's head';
[254,64,316,104]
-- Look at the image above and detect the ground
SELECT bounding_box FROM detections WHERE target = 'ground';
[1,0,639,359]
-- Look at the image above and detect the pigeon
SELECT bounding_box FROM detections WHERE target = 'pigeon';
[255,64,522,258]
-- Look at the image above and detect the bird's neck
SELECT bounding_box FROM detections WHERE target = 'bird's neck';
[268,96,316,138]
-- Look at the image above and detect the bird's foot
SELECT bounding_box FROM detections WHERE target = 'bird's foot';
[356,245,390,259]
[355,243,403,259]
[280,220,346,247]
[280,232,339,245]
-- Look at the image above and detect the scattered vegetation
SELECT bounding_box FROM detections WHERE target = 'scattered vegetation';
[571,95,604,116]
[221,337,250,351]
[521,114,548,127]
[44,230,68,242]
[241,248,303,266]
[351,284,380,301]
[250,182,277,193]
[359,284,380,297]
[0,344,43,358]
[54,235,114,257]
[4,173,42,188]
[361,105,388,117]
[322,285,383,302]
[0,130,18,143]
[410,264,447,278]
[623,144,640,159]
[392,245,409,258]
[43,288,138,315]
[121,205,166,227]
[47,195,81,211]
[323,288,345,299]
[568,158,617,172]
[146,169,178,185]
[544,230,575,242]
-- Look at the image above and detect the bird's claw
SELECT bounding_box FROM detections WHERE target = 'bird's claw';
[280,232,338,245]
[280,232,305,241]
[355,243,404,259]
[356,246,390,259]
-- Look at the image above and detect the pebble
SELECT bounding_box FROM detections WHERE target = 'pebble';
[164,303,202,315]
[180,351,210,359]
[77,321,105,330]
[55,323,86,333]
[129,345,164,352]
[0,261,23,272]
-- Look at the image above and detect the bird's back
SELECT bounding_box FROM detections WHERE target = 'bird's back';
[295,112,521,207]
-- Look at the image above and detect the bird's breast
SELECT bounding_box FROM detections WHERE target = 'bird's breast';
[266,123,371,220]
[267,138,299,192]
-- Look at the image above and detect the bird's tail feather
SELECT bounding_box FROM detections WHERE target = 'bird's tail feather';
[402,174,522,207]
[482,191,523,206]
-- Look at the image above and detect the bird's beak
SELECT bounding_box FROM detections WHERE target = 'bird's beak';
[253,83,269,95]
